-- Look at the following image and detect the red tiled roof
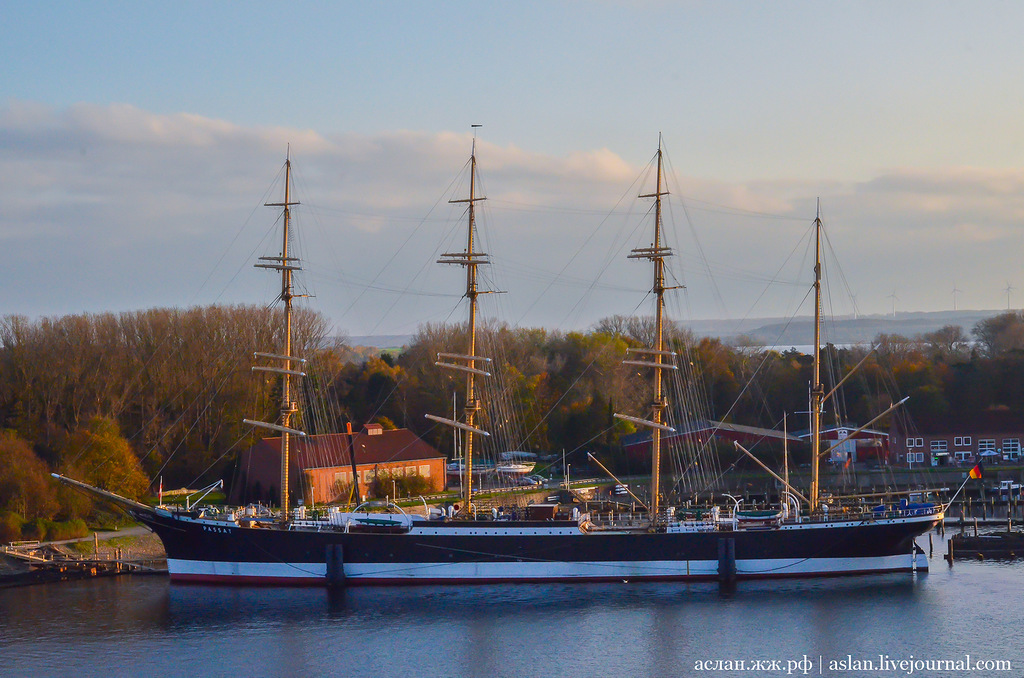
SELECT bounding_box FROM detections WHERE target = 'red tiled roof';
[249,428,443,468]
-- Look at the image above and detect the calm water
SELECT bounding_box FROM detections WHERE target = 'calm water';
[2,533,1021,677]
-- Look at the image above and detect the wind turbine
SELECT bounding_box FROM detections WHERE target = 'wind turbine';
[1005,282,1015,311]
[888,290,899,319]
[952,283,962,312]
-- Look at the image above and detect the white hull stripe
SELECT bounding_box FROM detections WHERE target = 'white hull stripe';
[168,558,326,580]
[167,552,926,583]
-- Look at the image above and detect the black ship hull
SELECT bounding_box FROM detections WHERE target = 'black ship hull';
[132,506,939,585]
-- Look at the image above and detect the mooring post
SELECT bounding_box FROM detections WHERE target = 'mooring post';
[929,533,933,557]
[974,517,979,538]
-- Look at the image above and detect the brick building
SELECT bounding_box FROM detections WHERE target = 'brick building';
[230,423,446,506]
[891,412,1024,467]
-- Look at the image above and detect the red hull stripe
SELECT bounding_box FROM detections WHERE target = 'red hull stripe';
[169,566,916,587]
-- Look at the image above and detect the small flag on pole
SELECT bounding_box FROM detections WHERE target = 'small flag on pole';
[969,463,984,479]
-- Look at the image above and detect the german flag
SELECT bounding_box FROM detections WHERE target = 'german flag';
[969,462,984,479]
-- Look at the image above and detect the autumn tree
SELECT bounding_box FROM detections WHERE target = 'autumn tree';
[974,312,1024,357]
[60,417,149,501]
[0,431,59,521]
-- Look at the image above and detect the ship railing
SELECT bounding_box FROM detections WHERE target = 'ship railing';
[790,504,942,523]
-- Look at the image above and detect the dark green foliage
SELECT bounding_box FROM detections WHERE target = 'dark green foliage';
[368,471,433,500]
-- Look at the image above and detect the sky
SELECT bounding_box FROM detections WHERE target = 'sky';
[4,1,1024,338]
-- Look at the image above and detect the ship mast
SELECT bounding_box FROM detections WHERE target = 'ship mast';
[427,129,492,514]
[809,200,824,513]
[615,139,678,524]
[244,151,307,525]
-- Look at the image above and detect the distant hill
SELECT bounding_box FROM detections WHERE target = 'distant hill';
[340,310,1007,353]
[684,309,1004,347]
[346,334,412,349]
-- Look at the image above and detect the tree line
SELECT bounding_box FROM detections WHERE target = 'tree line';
[4,305,1024,540]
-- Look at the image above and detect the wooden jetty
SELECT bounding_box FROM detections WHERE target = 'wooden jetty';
[946,530,1024,562]
[1,540,166,588]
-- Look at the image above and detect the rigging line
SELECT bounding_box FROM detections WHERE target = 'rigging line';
[58,307,236,474]
[335,161,467,326]
[745,285,816,355]
[558,203,653,330]
[730,217,817,334]
[483,194,806,223]
[357,298,464,434]
[145,330,280,485]
[304,269,461,298]
[191,164,284,306]
[361,201,471,338]
[667,195,806,222]
[300,203,452,223]
[561,425,617,462]
[516,292,653,450]
[185,435,249,489]
[485,199,630,216]
[662,147,727,317]
[820,222,860,318]
[513,169,648,327]
[130,343,244,469]
[488,254,648,291]
[62,216,280,474]
[683,446,752,499]
[685,288,815,476]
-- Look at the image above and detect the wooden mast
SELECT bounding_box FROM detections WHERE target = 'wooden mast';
[461,140,481,509]
[647,144,668,520]
[616,139,677,524]
[244,151,306,525]
[428,128,492,515]
[809,200,824,513]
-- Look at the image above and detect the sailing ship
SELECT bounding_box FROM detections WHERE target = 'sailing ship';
[54,141,942,585]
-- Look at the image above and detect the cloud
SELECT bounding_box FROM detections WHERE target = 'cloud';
[3,100,1024,332]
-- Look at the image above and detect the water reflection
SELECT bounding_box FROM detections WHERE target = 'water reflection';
[2,563,1021,678]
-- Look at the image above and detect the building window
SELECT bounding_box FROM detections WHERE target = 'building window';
[931,440,948,453]
[1004,439,1020,460]
[907,437,924,448]
[955,451,971,462]
[908,452,924,464]
[954,436,972,447]
[419,465,430,478]
[979,439,996,454]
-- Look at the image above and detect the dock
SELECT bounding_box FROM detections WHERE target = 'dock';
[1,535,167,588]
